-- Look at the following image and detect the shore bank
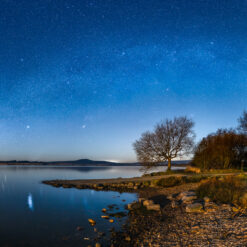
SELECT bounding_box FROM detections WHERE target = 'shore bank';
[43,173,247,246]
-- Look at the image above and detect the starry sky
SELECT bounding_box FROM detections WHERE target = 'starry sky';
[0,0,247,162]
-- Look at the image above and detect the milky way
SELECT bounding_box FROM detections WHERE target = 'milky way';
[0,0,247,161]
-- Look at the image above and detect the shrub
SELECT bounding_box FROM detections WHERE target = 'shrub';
[157,176,182,187]
[156,175,206,188]
[196,176,247,206]
[192,129,247,170]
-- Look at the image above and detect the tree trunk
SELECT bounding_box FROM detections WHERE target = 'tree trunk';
[167,158,171,171]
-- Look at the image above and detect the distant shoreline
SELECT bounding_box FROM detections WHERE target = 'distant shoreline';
[0,158,190,167]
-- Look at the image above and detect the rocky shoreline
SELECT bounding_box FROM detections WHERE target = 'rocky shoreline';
[43,175,247,246]
[112,183,247,247]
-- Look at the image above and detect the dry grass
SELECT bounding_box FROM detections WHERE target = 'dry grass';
[196,176,247,207]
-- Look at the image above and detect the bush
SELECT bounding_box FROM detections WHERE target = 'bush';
[157,176,182,187]
[196,176,247,206]
[156,175,206,188]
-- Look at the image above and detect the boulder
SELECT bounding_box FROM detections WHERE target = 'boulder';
[185,203,203,213]
[177,191,196,200]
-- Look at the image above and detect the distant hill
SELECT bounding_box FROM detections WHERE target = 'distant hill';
[0,158,190,166]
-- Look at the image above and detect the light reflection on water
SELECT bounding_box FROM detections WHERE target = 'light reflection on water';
[0,165,181,246]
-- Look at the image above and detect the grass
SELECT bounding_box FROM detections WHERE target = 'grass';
[201,168,244,174]
[153,175,207,188]
[196,175,247,207]
[142,169,186,177]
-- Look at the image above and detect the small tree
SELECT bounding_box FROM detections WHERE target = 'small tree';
[238,110,247,134]
[133,116,195,171]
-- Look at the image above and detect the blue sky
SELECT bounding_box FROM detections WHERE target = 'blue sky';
[0,0,247,161]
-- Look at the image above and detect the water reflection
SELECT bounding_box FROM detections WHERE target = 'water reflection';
[27,193,34,211]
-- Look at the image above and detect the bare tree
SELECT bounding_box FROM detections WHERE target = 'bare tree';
[133,116,195,171]
[238,110,247,134]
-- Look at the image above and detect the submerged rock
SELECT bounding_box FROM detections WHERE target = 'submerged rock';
[101,215,109,219]
[88,219,96,226]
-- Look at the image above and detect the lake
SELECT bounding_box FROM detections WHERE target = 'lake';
[0,165,174,247]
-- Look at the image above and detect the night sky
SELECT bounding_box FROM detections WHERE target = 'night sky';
[1,0,247,162]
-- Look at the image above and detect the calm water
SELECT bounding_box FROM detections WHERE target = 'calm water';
[0,165,169,247]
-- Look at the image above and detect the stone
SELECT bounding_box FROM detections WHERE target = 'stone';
[181,195,197,203]
[167,194,174,200]
[146,204,161,211]
[177,191,196,200]
[171,200,179,208]
[125,236,131,241]
[185,203,203,213]
[88,219,96,225]
[101,215,109,219]
[143,200,154,207]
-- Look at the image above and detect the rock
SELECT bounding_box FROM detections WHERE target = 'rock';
[185,203,203,213]
[181,195,197,203]
[177,191,196,200]
[171,200,179,208]
[167,194,174,200]
[88,219,96,225]
[101,215,109,219]
[146,204,161,211]
[143,200,154,207]
[95,243,101,247]
[125,236,131,241]
[127,182,134,188]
